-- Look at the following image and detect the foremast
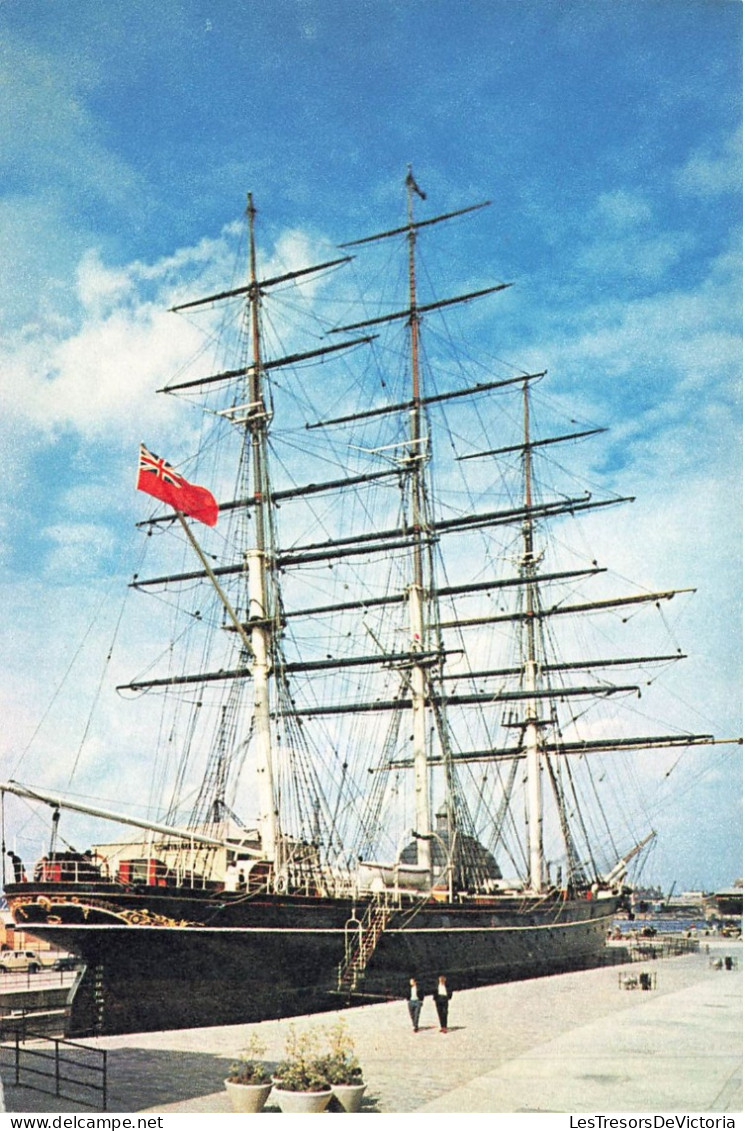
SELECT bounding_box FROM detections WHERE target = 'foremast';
[141,197,361,878]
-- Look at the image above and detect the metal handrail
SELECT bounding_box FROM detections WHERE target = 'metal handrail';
[0,967,81,991]
[337,894,391,991]
[9,1030,107,1110]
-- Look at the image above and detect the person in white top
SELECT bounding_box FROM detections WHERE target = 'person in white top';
[434,975,453,1032]
[406,977,424,1031]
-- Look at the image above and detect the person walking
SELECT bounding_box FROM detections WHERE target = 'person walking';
[406,977,424,1031]
[433,975,452,1032]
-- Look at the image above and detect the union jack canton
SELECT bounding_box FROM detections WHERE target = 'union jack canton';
[138,445,185,490]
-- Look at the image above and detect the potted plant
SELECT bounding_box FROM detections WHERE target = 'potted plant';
[224,1034,273,1113]
[272,1025,333,1113]
[319,1018,366,1113]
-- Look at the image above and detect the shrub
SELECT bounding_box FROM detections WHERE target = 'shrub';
[318,1018,363,1086]
[226,1034,272,1085]
[273,1024,331,1094]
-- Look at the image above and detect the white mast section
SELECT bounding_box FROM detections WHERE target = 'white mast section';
[521,377,544,892]
[406,170,432,879]
[247,547,276,863]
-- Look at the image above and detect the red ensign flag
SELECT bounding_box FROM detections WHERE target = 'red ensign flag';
[136,444,219,527]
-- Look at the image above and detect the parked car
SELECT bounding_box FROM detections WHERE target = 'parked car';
[53,955,80,971]
[0,949,56,974]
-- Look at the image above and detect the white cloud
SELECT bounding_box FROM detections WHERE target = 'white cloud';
[42,522,116,577]
[76,251,136,318]
[595,189,653,230]
[545,230,741,413]
[0,231,243,456]
[674,127,742,197]
[577,230,693,282]
[0,34,136,212]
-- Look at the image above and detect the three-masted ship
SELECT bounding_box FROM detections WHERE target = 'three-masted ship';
[2,172,736,1037]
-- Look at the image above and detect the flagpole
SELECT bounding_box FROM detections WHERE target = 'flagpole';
[175,511,255,656]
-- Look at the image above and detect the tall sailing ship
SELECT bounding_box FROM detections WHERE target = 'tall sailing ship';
[2,172,737,1037]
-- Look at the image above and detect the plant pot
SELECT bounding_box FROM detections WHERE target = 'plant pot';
[224,1079,273,1113]
[331,1082,366,1112]
[272,1086,333,1113]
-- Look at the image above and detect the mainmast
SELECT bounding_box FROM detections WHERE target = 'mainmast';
[521,377,544,891]
[405,168,433,879]
[244,193,279,866]
[331,177,505,886]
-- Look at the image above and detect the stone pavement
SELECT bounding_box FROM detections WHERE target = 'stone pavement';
[0,944,740,1114]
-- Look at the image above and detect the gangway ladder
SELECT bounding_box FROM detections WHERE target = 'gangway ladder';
[337,895,390,993]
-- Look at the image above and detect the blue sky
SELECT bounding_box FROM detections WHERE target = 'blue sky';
[0,0,741,891]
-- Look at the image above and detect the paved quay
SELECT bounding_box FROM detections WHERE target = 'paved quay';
[0,943,740,1114]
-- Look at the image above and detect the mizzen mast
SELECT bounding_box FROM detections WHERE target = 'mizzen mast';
[520,376,544,892]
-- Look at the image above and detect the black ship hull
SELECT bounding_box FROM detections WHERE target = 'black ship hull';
[6,882,618,1035]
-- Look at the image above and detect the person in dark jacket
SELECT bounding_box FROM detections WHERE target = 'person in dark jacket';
[6,852,26,883]
[406,977,424,1031]
[433,974,452,1032]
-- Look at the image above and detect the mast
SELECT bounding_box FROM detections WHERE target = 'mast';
[133,201,417,881]
[405,168,432,878]
[521,376,544,891]
[244,194,279,866]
